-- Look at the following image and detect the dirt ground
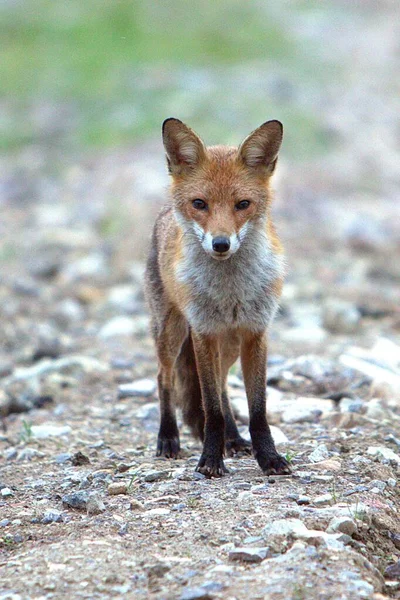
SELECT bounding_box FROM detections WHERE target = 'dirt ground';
[1,5,400,594]
[1,132,400,600]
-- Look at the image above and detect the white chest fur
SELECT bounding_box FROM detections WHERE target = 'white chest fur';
[176,228,284,334]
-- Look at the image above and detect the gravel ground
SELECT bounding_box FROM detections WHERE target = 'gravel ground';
[1,140,400,600]
[1,7,400,594]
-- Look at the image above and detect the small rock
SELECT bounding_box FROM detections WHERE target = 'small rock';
[107,285,138,313]
[118,523,129,536]
[387,478,397,488]
[180,587,214,600]
[62,491,89,510]
[0,519,10,527]
[54,453,73,464]
[31,424,71,439]
[327,516,357,536]
[42,509,64,524]
[118,379,156,398]
[71,451,90,466]
[110,357,135,370]
[17,448,45,461]
[86,495,106,515]
[130,499,145,511]
[1,487,13,498]
[147,562,171,578]
[270,425,289,445]
[365,399,390,421]
[108,482,128,495]
[323,301,361,334]
[297,496,311,505]
[263,518,308,538]
[313,493,333,506]
[385,560,400,579]
[228,547,270,563]
[143,508,170,517]
[4,448,18,461]
[143,470,170,482]
[308,444,330,463]
[309,458,342,472]
[367,446,400,464]
[282,397,333,424]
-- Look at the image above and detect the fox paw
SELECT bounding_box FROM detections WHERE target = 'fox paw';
[258,453,292,476]
[225,437,252,457]
[196,454,228,478]
[156,436,181,459]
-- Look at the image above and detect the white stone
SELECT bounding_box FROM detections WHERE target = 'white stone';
[308,444,330,463]
[365,398,390,420]
[118,379,156,398]
[263,518,308,538]
[99,316,137,338]
[270,425,289,445]
[31,424,71,439]
[313,493,333,506]
[367,446,400,463]
[327,516,357,536]
[143,508,170,517]
[1,487,13,497]
[282,398,333,424]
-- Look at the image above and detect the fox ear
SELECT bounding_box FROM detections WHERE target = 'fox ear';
[162,118,206,175]
[238,120,283,175]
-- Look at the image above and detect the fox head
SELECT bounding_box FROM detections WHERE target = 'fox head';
[162,118,283,261]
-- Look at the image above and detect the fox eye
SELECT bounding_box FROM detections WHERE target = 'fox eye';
[235,200,250,211]
[192,199,207,210]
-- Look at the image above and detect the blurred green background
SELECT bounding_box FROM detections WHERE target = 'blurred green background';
[1,0,361,156]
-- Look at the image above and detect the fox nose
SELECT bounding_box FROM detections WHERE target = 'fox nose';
[212,236,230,254]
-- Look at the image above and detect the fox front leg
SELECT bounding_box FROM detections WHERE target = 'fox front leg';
[191,333,228,478]
[241,331,291,475]
[155,310,187,459]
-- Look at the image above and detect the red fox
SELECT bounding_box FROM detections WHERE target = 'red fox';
[145,118,291,478]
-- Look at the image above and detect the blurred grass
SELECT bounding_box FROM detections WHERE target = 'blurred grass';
[1,0,340,155]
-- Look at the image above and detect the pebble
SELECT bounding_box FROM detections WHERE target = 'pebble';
[108,482,128,495]
[367,446,400,464]
[262,518,308,538]
[270,425,289,445]
[1,487,13,497]
[343,485,369,497]
[62,491,89,510]
[297,496,311,505]
[31,424,72,439]
[17,448,45,461]
[365,399,389,421]
[42,509,64,524]
[86,494,106,515]
[118,379,156,398]
[322,301,361,334]
[384,560,400,579]
[309,458,342,472]
[308,444,330,463]
[179,587,215,600]
[313,493,333,506]
[130,499,145,511]
[143,508,171,517]
[228,547,270,563]
[0,519,10,527]
[143,470,170,482]
[70,451,91,466]
[327,516,357,536]
[282,398,333,424]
